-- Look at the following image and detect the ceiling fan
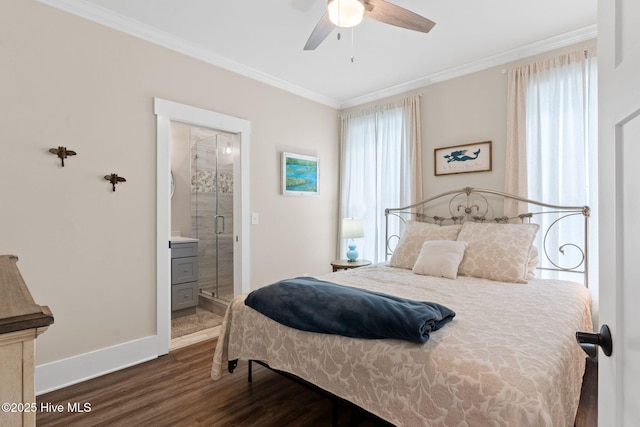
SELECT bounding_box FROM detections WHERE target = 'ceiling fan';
[304,0,436,50]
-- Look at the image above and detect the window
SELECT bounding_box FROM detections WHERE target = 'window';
[507,48,598,284]
[339,96,422,263]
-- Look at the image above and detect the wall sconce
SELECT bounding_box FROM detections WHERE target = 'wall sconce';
[342,217,364,262]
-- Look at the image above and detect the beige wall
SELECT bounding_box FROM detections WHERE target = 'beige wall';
[0,0,339,365]
[420,67,508,197]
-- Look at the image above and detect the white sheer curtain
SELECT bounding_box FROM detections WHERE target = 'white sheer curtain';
[339,96,422,263]
[505,48,598,287]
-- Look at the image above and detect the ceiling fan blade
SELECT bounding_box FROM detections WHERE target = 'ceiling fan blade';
[364,0,436,33]
[304,12,336,50]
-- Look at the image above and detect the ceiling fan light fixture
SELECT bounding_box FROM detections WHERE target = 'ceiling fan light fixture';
[327,0,364,28]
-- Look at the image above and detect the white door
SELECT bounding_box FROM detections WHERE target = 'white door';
[598,0,640,425]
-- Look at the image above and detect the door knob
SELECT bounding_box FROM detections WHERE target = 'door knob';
[576,324,613,358]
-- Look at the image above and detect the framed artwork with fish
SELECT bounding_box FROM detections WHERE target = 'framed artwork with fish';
[434,141,492,176]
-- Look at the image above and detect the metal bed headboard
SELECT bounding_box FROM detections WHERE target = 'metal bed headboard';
[385,187,590,287]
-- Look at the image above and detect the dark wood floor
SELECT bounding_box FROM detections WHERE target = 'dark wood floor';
[37,338,388,427]
[37,338,596,427]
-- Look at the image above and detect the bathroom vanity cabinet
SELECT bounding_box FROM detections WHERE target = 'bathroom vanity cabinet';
[170,239,199,319]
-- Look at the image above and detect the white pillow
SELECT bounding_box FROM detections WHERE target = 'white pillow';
[412,240,467,279]
[389,221,462,269]
[456,222,540,283]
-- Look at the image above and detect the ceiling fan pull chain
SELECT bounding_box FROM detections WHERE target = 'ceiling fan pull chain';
[351,27,355,63]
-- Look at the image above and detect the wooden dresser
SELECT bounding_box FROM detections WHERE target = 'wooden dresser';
[0,255,54,427]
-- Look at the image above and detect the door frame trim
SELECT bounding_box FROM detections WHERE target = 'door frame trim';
[154,98,251,355]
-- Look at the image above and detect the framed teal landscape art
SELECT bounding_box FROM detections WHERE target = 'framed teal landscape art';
[282,152,320,196]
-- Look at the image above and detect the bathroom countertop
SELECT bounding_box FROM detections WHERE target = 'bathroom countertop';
[170,236,199,243]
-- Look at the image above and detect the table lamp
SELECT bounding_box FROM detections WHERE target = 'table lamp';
[342,218,364,262]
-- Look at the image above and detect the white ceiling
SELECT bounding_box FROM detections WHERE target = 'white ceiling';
[41,0,597,108]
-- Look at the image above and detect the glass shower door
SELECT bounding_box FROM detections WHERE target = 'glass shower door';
[191,130,235,302]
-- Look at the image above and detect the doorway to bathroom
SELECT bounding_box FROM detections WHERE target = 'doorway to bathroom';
[154,97,251,354]
[169,122,237,338]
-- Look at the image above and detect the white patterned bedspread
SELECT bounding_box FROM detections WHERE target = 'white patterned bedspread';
[211,264,592,427]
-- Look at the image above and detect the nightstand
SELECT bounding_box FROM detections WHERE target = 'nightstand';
[331,259,372,272]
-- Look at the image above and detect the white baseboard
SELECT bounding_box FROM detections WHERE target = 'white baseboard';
[35,335,159,395]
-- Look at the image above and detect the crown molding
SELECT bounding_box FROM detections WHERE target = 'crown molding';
[37,0,342,108]
[37,1,595,111]
[339,24,598,109]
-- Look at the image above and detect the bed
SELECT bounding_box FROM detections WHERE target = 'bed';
[211,187,593,426]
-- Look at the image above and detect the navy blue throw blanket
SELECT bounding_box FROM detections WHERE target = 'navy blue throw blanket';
[244,277,455,343]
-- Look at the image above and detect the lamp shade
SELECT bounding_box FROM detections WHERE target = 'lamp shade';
[342,218,364,239]
[328,0,365,28]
